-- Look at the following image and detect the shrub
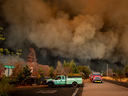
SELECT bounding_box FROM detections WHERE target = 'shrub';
[0,75,13,96]
[17,65,31,85]
[116,69,123,77]
[124,65,128,77]
[67,73,82,76]
[48,66,55,78]
[77,66,90,79]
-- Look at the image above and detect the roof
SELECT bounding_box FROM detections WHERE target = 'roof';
[27,62,50,76]
[38,65,50,76]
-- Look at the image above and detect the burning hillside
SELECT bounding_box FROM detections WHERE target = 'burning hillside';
[0,0,128,71]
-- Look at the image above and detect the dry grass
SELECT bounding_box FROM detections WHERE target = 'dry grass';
[102,76,128,82]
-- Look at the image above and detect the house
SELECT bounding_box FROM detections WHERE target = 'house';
[27,62,50,76]
[38,65,50,76]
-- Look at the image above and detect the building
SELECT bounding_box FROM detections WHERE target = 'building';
[38,65,50,76]
[27,62,50,76]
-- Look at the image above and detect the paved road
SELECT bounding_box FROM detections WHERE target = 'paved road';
[82,80,128,96]
[103,79,128,88]
[9,80,128,96]
[9,85,83,96]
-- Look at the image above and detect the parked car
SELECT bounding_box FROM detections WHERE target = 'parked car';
[89,72,102,83]
[45,75,83,88]
[38,76,52,85]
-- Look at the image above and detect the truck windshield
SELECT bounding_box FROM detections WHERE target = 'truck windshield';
[94,74,100,76]
[55,76,61,80]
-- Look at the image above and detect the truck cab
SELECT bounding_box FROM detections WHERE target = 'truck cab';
[54,75,66,85]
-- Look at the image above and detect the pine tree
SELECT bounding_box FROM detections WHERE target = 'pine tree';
[48,66,54,78]
[70,60,79,74]
[37,67,44,77]
[56,61,64,75]
[22,65,31,78]
[63,60,67,67]
[17,65,31,85]
[27,47,37,63]
[27,47,38,76]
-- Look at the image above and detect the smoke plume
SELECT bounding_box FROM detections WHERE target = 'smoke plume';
[1,0,128,70]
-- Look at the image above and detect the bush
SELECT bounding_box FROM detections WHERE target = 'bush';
[0,75,13,96]
[17,65,31,85]
[77,66,90,79]
[116,69,123,77]
[67,73,82,76]
[124,65,128,77]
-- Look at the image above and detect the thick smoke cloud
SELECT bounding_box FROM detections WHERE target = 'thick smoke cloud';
[1,0,128,69]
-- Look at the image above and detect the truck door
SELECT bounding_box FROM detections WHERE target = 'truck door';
[54,76,62,85]
[60,76,66,85]
[54,76,66,85]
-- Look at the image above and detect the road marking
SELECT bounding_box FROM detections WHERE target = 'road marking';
[36,90,57,93]
[72,88,79,96]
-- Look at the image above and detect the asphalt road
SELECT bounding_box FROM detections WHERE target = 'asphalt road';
[82,80,128,96]
[103,79,128,88]
[9,80,128,96]
[9,85,83,96]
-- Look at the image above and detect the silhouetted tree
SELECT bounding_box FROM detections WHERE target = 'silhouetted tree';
[124,65,128,77]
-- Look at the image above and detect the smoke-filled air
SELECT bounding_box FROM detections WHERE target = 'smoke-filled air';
[1,0,128,71]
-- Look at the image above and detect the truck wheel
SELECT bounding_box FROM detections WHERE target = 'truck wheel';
[48,83,53,88]
[72,82,77,88]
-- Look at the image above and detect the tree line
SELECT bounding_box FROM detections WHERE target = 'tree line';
[48,60,91,79]
[105,66,128,78]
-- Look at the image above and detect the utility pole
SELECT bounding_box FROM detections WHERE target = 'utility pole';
[107,64,108,77]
